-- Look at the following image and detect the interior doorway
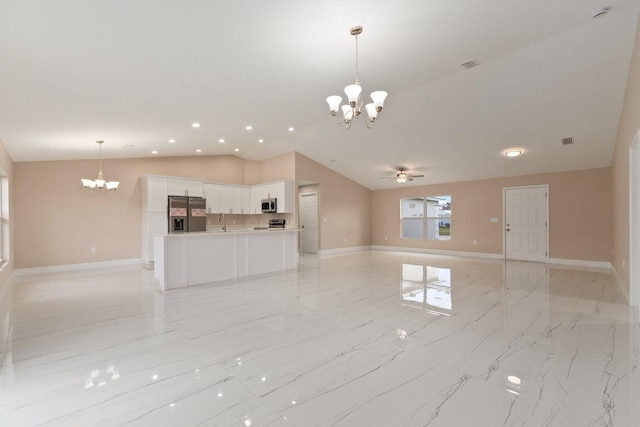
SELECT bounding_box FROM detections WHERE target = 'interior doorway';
[630,131,639,307]
[299,192,318,254]
[504,185,549,262]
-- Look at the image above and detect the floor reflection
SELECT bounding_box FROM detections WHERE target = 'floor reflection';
[401,264,452,315]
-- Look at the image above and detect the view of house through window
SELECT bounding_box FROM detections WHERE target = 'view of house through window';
[401,195,451,240]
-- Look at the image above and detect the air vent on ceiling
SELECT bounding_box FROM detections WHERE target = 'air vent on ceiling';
[460,60,479,70]
[561,137,574,145]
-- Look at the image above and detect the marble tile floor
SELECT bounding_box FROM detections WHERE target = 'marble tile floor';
[0,252,638,426]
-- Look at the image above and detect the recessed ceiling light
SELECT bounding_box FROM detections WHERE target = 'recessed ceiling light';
[288,127,295,132]
[196,149,202,153]
[218,138,225,143]
[151,150,158,154]
[258,139,264,143]
[234,148,240,152]
[245,125,253,131]
[192,122,201,128]
[505,149,522,157]
[168,139,175,143]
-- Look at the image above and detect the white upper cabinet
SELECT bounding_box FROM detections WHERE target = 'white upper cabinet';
[250,181,294,213]
[204,183,221,213]
[168,178,204,197]
[142,176,168,212]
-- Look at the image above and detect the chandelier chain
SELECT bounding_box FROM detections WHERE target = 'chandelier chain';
[354,33,359,85]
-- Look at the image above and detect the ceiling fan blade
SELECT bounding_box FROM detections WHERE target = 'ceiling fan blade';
[410,174,425,178]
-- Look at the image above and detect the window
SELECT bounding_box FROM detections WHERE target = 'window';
[401,195,451,240]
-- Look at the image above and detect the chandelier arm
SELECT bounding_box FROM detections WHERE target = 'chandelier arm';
[363,115,374,129]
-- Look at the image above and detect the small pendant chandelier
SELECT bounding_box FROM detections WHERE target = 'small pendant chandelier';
[326,26,388,129]
[81,140,120,193]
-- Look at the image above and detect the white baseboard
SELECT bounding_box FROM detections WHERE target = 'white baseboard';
[318,245,373,257]
[14,258,143,278]
[548,258,612,270]
[611,265,630,304]
[371,245,504,260]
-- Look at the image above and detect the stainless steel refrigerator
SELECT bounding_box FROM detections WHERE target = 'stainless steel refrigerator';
[168,196,207,233]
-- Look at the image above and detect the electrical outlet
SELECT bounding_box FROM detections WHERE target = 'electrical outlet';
[90,247,96,253]
[473,240,477,245]
[385,236,388,241]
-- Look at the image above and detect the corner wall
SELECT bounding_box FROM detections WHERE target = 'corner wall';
[14,155,245,269]
[612,13,640,296]
[372,168,612,263]
[294,153,372,251]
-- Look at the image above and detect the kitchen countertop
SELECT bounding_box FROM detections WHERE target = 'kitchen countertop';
[158,228,299,237]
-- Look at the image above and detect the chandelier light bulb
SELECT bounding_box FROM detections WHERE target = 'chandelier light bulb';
[370,91,388,111]
[365,103,378,121]
[326,96,342,115]
[344,84,362,106]
[341,105,354,123]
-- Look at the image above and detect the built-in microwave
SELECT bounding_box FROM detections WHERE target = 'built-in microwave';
[261,198,277,213]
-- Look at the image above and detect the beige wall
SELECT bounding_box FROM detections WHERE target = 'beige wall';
[14,151,366,268]
[295,153,372,250]
[15,154,251,269]
[0,138,14,293]
[372,168,613,262]
[612,13,640,295]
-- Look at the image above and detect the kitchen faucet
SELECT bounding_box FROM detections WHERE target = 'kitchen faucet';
[218,212,226,232]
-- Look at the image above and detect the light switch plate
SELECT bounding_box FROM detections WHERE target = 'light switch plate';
[490,217,499,223]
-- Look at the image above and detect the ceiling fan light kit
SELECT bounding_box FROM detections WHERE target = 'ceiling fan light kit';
[381,167,424,183]
[326,26,388,129]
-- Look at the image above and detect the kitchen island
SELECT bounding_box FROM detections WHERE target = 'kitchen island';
[153,229,298,291]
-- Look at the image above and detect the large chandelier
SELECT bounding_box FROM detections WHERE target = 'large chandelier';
[326,26,387,129]
[81,140,119,193]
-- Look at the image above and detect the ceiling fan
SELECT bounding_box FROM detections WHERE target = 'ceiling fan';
[381,167,424,183]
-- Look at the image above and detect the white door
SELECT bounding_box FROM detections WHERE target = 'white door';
[504,186,548,262]
[299,193,318,254]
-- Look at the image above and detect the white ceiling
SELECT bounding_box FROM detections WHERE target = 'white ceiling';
[1,0,638,189]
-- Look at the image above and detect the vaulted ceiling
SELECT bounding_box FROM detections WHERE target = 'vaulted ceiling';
[1,0,638,189]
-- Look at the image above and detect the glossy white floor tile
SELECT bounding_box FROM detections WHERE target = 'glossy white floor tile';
[0,253,638,426]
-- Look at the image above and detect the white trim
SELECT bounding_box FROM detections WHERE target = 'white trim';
[14,258,143,278]
[503,184,549,262]
[318,245,373,257]
[629,130,640,307]
[548,258,612,270]
[612,265,630,304]
[371,245,504,260]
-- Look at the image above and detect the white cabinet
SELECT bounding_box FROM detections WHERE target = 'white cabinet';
[204,183,221,213]
[240,186,251,214]
[219,185,231,213]
[144,176,168,212]
[250,181,294,213]
[230,186,251,214]
[141,175,169,267]
[217,185,251,214]
[168,178,204,197]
